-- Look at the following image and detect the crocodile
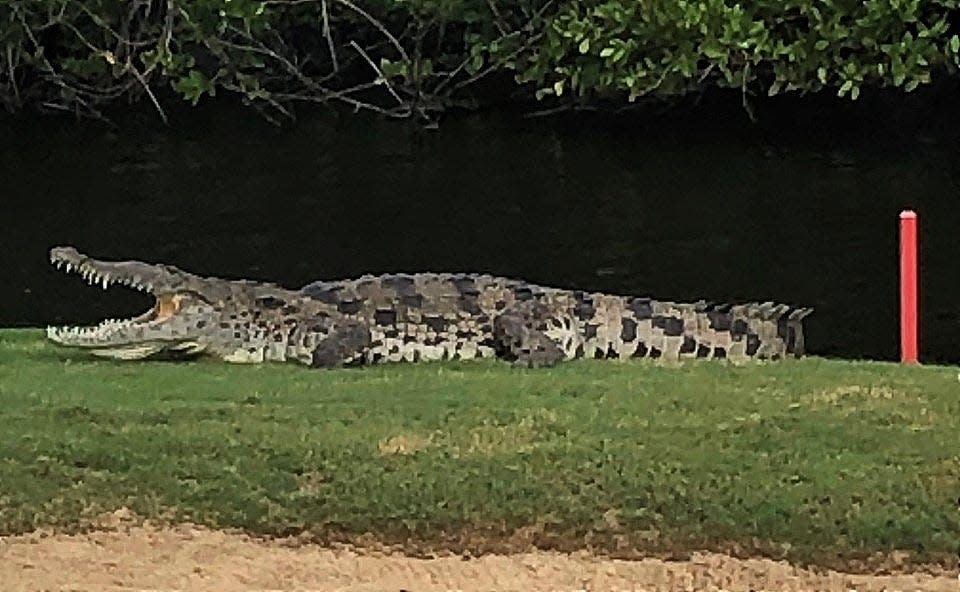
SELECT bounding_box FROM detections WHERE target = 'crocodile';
[45,246,814,368]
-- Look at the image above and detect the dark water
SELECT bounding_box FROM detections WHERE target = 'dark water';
[2,90,960,363]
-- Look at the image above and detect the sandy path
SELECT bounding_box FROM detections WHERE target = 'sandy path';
[1,517,957,591]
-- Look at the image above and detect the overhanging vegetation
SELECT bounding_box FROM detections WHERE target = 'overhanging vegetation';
[2,0,959,123]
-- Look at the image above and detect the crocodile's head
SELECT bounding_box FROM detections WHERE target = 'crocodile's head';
[45,246,239,360]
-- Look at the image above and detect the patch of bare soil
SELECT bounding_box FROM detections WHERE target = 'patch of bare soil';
[1,510,957,591]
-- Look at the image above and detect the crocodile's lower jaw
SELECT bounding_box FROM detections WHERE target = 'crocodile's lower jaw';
[45,293,188,350]
[89,343,165,359]
[46,317,149,344]
[87,341,207,360]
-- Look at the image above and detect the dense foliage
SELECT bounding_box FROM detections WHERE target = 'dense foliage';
[3,0,960,122]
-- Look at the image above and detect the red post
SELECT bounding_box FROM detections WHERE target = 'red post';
[900,210,918,364]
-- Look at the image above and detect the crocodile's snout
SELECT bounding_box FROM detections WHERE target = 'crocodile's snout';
[45,245,213,358]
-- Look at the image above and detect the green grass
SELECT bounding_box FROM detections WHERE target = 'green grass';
[1,328,958,569]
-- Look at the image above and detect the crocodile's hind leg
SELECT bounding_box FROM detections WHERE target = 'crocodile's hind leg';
[310,320,372,368]
[492,301,567,368]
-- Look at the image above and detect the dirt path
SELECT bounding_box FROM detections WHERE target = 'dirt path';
[1,515,957,591]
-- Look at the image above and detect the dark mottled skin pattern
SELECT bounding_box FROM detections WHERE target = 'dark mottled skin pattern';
[294,273,813,368]
[45,245,813,369]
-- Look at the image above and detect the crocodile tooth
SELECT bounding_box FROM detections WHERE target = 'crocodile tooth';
[102,277,109,290]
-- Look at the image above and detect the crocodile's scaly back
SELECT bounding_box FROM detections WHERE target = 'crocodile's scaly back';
[46,247,814,368]
[299,273,811,365]
[300,273,548,364]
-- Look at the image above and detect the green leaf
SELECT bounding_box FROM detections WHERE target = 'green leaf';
[172,69,214,106]
[465,54,484,76]
[951,35,960,53]
[579,38,590,54]
[814,40,829,51]
[379,59,405,79]
[702,43,727,59]
[419,59,433,77]
[600,47,615,58]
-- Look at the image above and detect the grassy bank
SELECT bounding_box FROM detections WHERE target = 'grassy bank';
[1,329,958,570]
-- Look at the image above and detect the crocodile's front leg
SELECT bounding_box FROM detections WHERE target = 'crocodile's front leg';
[493,301,568,368]
[310,320,372,368]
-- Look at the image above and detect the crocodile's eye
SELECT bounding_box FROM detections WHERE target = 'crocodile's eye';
[255,296,286,309]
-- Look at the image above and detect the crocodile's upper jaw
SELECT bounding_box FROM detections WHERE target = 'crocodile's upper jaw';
[45,246,210,359]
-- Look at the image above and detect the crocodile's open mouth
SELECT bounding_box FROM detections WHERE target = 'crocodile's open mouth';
[45,246,199,358]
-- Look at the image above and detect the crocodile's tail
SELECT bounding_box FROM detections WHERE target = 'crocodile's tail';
[738,301,813,358]
[621,299,814,361]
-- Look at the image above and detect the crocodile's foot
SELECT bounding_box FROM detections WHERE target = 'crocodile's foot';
[310,321,372,368]
[510,337,565,368]
[493,304,566,368]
